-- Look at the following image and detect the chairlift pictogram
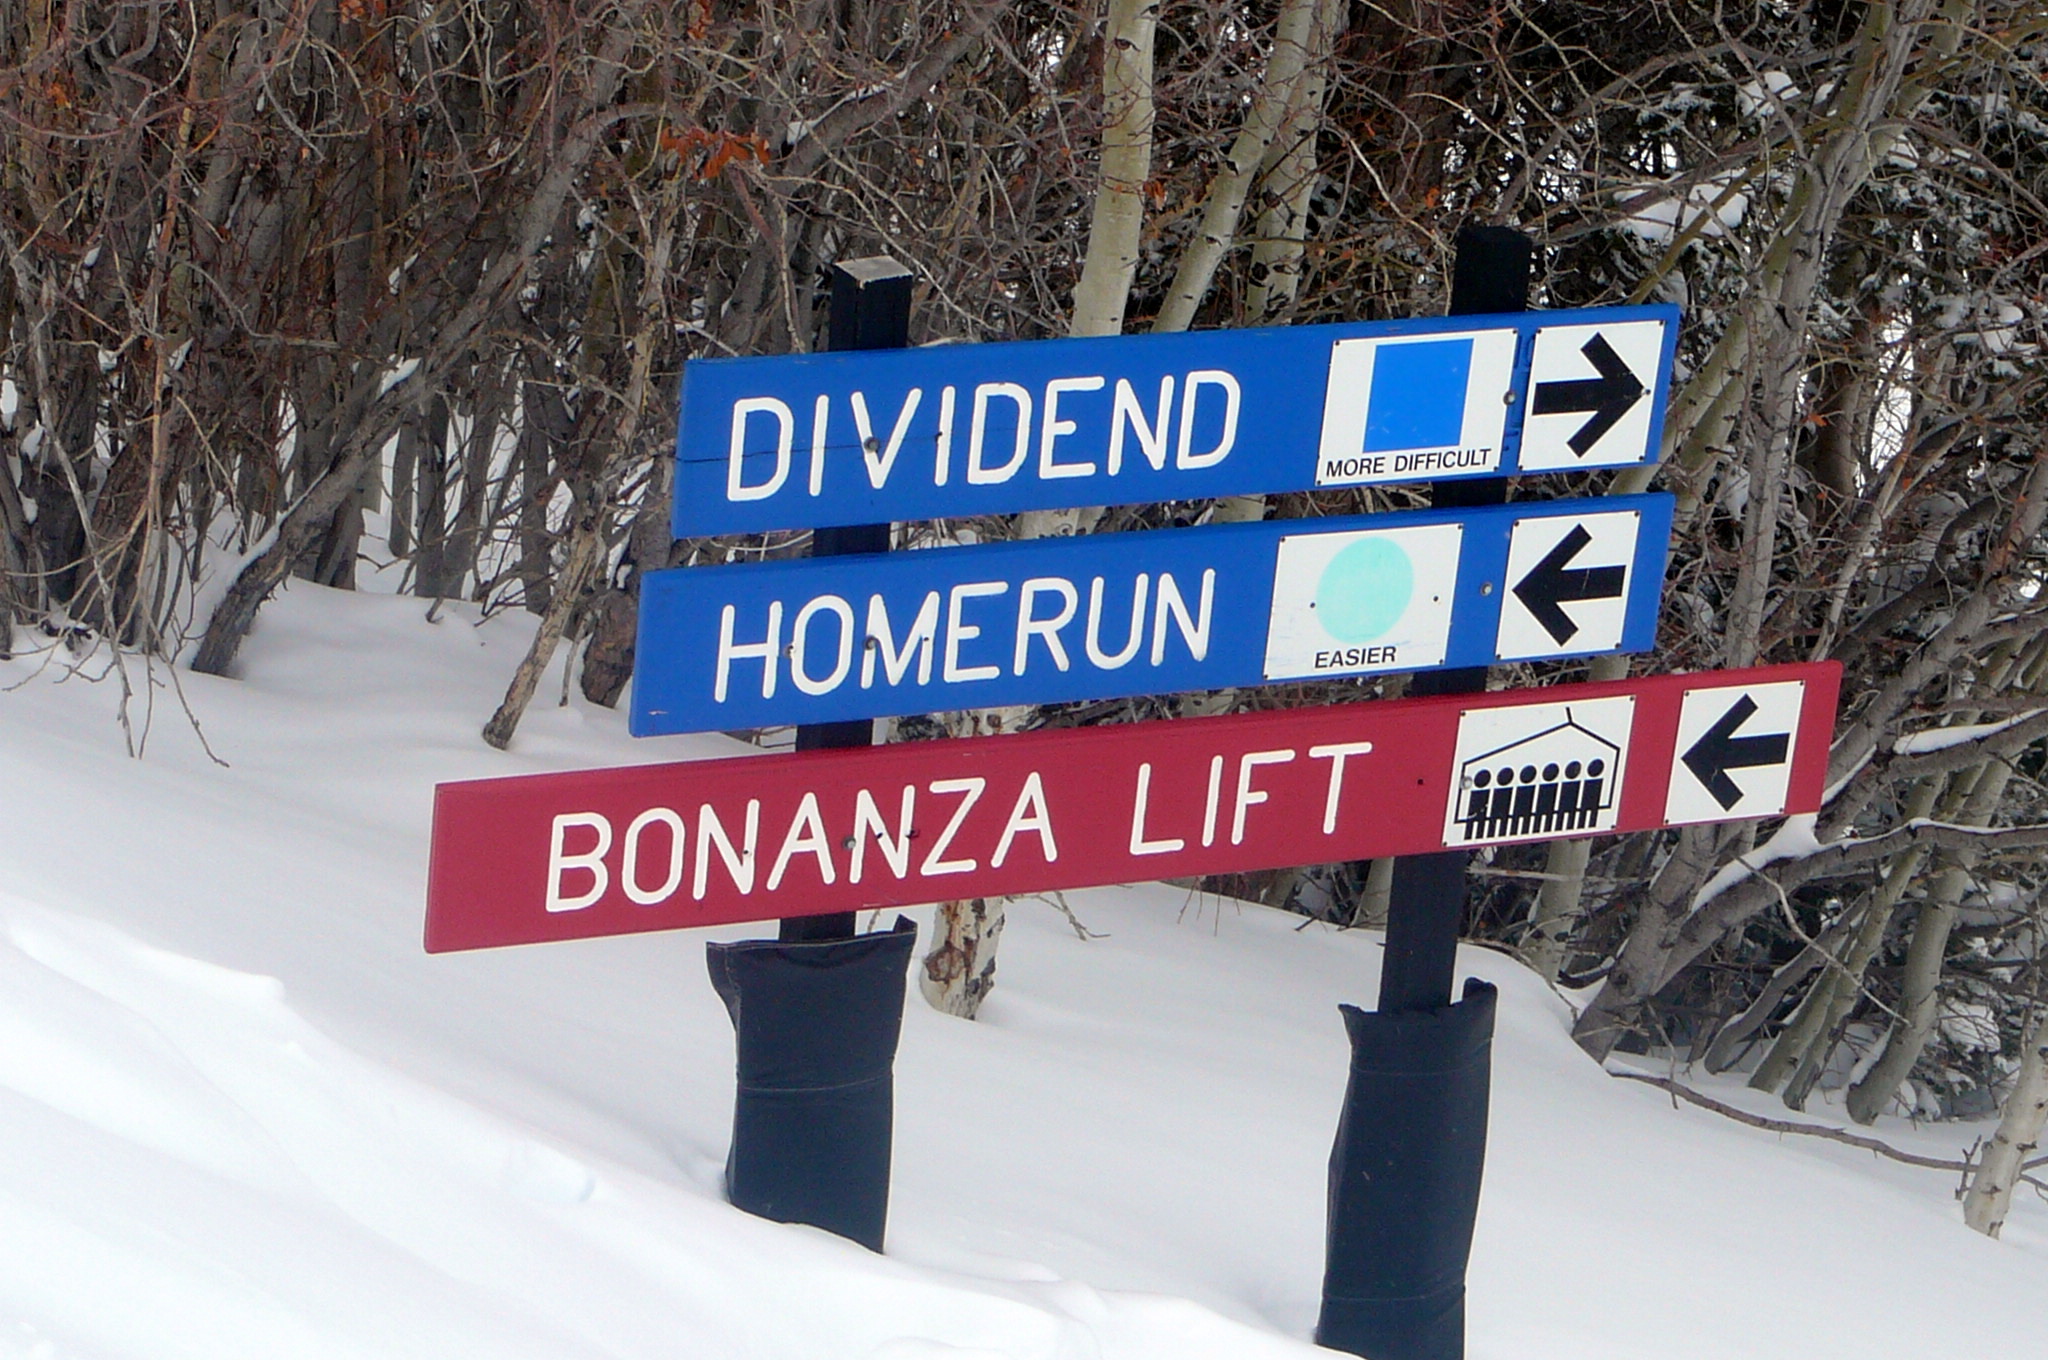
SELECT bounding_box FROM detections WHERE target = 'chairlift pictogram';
[1448,708,1622,844]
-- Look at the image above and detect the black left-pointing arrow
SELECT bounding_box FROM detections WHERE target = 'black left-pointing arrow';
[1512,523,1627,646]
[1681,694,1791,811]
[1532,333,1645,456]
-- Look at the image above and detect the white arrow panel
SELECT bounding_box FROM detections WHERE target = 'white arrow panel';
[1443,695,1636,847]
[1665,681,1807,825]
[1519,319,1666,471]
[1495,509,1641,662]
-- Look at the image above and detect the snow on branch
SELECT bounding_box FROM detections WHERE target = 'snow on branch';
[1692,817,2048,917]
[1823,707,2048,836]
[1892,709,2048,755]
[1692,814,1822,912]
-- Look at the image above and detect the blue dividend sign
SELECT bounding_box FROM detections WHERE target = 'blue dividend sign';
[632,494,1675,735]
[670,304,1679,536]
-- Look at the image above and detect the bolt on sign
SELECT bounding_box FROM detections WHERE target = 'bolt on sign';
[427,663,1839,952]
[670,305,1679,535]
[631,495,1674,735]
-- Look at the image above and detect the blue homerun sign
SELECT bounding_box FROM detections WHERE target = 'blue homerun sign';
[669,304,1678,536]
[631,494,1675,735]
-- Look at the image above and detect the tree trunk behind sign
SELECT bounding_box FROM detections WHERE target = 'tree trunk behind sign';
[921,0,1348,1018]
[1845,645,2043,1122]
[920,897,1008,1020]
[923,0,1162,1017]
[1066,0,1158,342]
[1963,1012,2048,1238]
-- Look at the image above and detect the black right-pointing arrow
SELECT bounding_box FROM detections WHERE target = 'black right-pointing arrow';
[1512,523,1628,646]
[1681,695,1791,811]
[1532,333,1646,455]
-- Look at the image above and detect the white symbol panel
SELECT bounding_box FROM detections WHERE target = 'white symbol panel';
[1316,328,1519,485]
[1495,510,1641,662]
[1666,681,1806,825]
[1520,319,1666,471]
[1263,523,1462,680]
[1443,696,1636,847]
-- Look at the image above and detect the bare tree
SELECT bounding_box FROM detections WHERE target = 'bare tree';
[13,3,2048,1208]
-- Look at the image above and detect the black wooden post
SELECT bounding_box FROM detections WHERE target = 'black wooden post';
[1378,224,1534,1014]
[704,257,918,1252]
[1317,224,1533,1360]
[780,257,913,944]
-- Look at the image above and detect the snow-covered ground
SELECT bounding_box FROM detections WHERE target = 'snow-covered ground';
[0,584,2042,1360]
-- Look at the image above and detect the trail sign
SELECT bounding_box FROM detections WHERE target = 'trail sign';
[427,663,1839,952]
[671,305,1678,535]
[631,494,1675,735]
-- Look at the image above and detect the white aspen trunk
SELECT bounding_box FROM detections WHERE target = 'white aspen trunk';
[1722,3,1925,665]
[1522,838,1592,984]
[481,173,684,749]
[1012,505,1103,542]
[919,896,1008,1019]
[1145,0,1334,713]
[1571,821,1725,1059]
[1522,654,1630,982]
[1758,844,1924,1102]
[1743,771,1947,1087]
[1841,634,2048,1115]
[1750,923,1855,1099]
[1772,666,2031,1105]
[1704,911,1866,1073]
[1846,759,2017,1122]
[1619,0,1958,531]
[1208,495,1269,524]
[1009,1,1163,548]
[1151,0,1323,334]
[1244,0,1343,326]
[1149,0,1337,614]
[1354,856,1394,930]
[1963,1013,2048,1237]
[922,0,1159,1018]
[1842,879,1962,1121]
[1067,0,1158,339]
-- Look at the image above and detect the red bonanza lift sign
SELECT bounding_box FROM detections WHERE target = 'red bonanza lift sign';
[425,662,1838,953]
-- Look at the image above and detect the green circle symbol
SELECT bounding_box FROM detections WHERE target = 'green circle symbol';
[1314,536,1413,643]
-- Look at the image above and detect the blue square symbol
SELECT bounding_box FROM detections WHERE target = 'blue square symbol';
[1363,338,1472,452]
